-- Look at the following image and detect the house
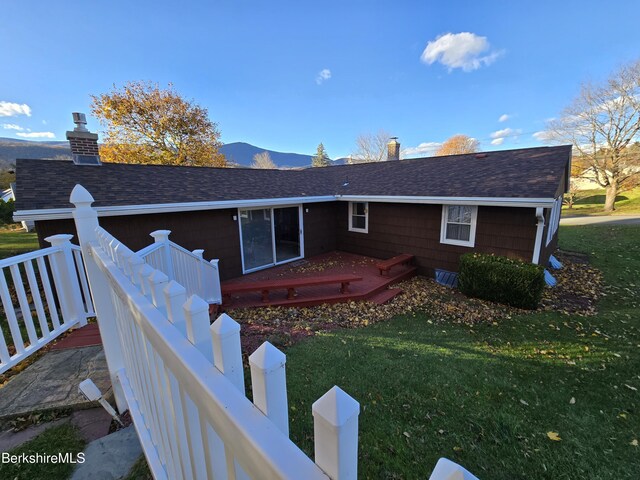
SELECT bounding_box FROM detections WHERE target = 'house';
[13,115,571,281]
[2,182,34,231]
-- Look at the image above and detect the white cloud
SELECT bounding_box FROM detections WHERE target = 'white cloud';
[401,141,442,157]
[16,131,55,139]
[533,130,553,142]
[1,123,25,131]
[420,32,503,72]
[316,69,332,85]
[490,127,518,139]
[498,114,510,122]
[489,127,522,146]
[0,101,32,117]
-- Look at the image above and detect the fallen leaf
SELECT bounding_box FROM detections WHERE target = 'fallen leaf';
[403,431,410,438]
[547,431,561,441]
[520,399,529,406]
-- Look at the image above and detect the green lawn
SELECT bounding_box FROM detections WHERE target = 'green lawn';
[285,225,640,479]
[0,225,39,260]
[0,227,44,383]
[4,225,639,479]
[563,186,640,216]
[0,423,85,480]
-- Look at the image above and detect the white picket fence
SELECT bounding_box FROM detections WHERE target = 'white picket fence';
[137,230,222,306]
[0,234,94,374]
[71,184,361,479]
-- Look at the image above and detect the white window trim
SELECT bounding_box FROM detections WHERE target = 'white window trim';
[348,201,368,233]
[546,196,562,245]
[440,204,478,247]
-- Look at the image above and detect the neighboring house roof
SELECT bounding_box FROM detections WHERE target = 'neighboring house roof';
[1,188,13,203]
[14,145,571,220]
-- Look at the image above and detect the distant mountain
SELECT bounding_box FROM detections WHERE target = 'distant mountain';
[0,137,344,171]
[220,142,314,168]
[0,137,72,170]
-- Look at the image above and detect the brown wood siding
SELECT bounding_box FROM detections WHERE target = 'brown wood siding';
[336,202,537,276]
[36,209,244,281]
[34,201,541,281]
[303,202,338,257]
[35,203,339,282]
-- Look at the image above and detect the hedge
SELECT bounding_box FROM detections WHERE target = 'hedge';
[0,199,15,225]
[458,253,545,309]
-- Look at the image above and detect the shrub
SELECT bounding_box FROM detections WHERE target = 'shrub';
[458,253,545,309]
[0,199,15,224]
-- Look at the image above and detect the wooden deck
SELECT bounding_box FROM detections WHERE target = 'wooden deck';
[50,323,102,350]
[221,251,416,309]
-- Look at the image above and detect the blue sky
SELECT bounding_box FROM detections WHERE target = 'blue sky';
[2,0,639,158]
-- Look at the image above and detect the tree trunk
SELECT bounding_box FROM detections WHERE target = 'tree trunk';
[604,182,618,212]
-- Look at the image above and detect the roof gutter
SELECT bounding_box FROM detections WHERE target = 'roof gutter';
[335,195,556,208]
[13,196,337,221]
[14,194,557,222]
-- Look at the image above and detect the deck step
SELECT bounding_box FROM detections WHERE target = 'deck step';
[367,288,403,305]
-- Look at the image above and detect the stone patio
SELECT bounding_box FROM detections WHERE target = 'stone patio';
[0,345,111,420]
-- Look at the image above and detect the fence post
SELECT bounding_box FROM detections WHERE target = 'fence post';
[248,341,289,435]
[70,184,127,413]
[163,280,188,337]
[209,259,222,305]
[183,295,214,363]
[312,386,360,480]
[44,234,88,327]
[138,264,155,299]
[192,249,206,300]
[149,270,169,314]
[128,254,145,287]
[210,313,244,393]
[149,230,174,279]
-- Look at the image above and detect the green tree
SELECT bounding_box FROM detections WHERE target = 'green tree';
[312,143,330,167]
[91,81,226,167]
[0,170,15,190]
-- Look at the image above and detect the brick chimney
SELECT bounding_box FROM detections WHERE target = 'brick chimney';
[66,112,101,165]
[387,137,400,161]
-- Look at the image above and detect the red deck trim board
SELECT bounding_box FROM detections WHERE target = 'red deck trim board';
[221,251,416,309]
[50,323,102,350]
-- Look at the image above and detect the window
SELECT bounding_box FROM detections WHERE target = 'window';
[440,205,478,247]
[348,202,368,233]
[546,196,562,245]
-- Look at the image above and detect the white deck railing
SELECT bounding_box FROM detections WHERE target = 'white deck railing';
[71,183,361,480]
[0,235,94,374]
[137,230,221,306]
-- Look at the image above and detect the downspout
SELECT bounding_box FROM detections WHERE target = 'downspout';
[532,207,545,265]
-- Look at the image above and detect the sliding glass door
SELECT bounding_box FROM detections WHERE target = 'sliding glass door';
[239,209,274,271]
[239,206,303,273]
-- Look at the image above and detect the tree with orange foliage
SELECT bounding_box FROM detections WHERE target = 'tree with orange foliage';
[434,134,479,156]
[91,81,226,167]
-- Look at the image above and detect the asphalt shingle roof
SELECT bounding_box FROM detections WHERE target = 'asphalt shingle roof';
[14,145,571,212]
